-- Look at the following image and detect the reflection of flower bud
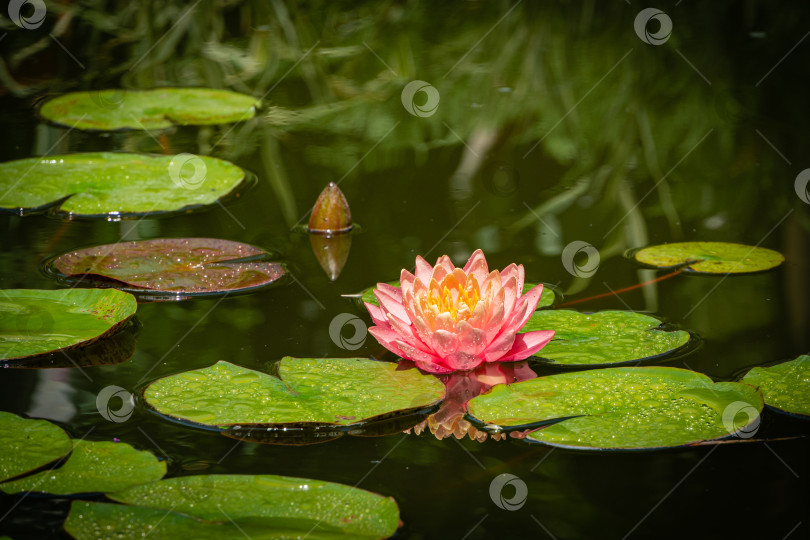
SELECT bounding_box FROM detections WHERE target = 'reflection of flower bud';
[310,232,352,281]
[308,183,352,234]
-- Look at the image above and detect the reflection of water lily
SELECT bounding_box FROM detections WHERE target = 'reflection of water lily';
[366,249,554,373]
[409,362,537,441]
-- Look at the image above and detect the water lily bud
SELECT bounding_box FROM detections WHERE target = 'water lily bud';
[307,182,352,234]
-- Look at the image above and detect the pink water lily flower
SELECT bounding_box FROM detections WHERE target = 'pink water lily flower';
[365,249,555,374]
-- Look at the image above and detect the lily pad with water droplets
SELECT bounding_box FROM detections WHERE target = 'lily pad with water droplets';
[632,241,784,274]
[354,281,556,309]
[466,366,763,450]
[107,474,399,538]
[49,238,285,297]
[742,356,810,419]
[39,88,260,131]
[520,310,691,366]
[0,412,73,482]
[0,288,137,360]
[0,440,165,495]
[0,152,247,218]
[143,358,445,429]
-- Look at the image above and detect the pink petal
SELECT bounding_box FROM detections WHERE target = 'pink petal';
[374,287,410,322]
[501,274,518,318]
[376,282,403,301]
[501,263,524,299]
[443,351,482,371]
[430,329,459,357]
[364,302,388,327]
[386,313,433,354]
[368,326,408,357]
[456,320,487,355]
[481,329,517,363]
[503,284,544,331]
[463,250,489,285]
[498,330,555,362]
[400,269,416,298]
[414,256,433,283]
[395,340,449,371]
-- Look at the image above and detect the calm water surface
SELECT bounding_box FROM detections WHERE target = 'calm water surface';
[1,2,808,538]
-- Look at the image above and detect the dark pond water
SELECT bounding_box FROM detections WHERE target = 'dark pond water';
[1,1,808,538]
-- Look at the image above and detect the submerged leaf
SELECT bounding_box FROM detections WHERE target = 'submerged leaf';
[39,88,260,131]
[109,474,400,538]
[742,356,810,419]
[143,358,445,429]
[0,412,73,482]
[520,310,691,366]
[633,241,784,274]
[50,238,284,295]
[0,152,247,218]
[466,366,763,450]
[0,288,137,360]
[0,440,165,495]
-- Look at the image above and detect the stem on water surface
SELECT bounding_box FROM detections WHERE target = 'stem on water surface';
[558,268,684,308]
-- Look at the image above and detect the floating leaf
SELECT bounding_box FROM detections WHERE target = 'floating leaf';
[0,319,138,369]
[520,310,691,366]
[0,152,247,218]
[467,366,763,450]
[354,282,556,309]
[742,356,810,419]
[0,440,165,495]
[144,358,445,429]
[108,474,399,538]
[0,288,136,360]
[632,241,784,274]
[39,88,259,131]
[49,238,285,296]
[0,412,73,482]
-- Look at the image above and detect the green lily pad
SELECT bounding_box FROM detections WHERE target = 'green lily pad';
[520,310,690,366]
[0,440,165,495]
[39,88,259,131]
[0,288,137,360]
[633,241,784,274]
[49,238,285,296]
[144,356,444,428]
[0,412,73,482]
[466,366,763,450]
[65,499,393,540]
[0,152,247,218]
[144,358,445,428]
[108,474,399,538]
[354,281,556,308]
[742,356,810,419]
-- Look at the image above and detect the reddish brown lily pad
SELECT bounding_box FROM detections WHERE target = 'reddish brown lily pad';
[49,238,285,296]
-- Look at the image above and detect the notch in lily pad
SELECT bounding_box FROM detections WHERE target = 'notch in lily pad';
[631,241,784,274]
[0,288,137,361]
[0,152,254,219]
[741,356,810,420]
[39,88,261,131]
[466,366,764,450]
[520,310,693,367]
[142,358,445,444]
[45,238,285,299]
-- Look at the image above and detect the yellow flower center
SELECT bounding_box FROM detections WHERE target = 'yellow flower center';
[425,282,480,322]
